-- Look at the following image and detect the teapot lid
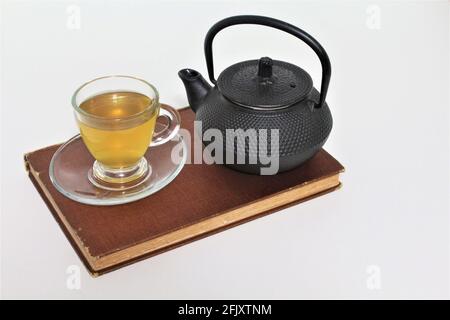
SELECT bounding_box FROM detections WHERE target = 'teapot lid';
[217,57,313,110]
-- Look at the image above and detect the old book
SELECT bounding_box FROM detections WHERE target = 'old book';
[24,107,344,276]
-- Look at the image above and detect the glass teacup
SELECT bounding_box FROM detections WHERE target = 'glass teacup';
[72,75,180,190]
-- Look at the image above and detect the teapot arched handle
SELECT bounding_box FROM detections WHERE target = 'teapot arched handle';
[204,15,331,108]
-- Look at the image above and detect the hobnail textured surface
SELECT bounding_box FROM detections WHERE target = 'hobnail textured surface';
[196,88,332,159]
[217,59,313,108]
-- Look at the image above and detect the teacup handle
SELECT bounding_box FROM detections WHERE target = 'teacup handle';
[151,104,181,146]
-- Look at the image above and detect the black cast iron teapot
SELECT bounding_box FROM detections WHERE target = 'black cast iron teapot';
[179,15,333,175]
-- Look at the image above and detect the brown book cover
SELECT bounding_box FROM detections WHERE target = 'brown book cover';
[24,108,344,276]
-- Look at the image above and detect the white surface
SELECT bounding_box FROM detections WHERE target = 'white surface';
[1,0,449,299]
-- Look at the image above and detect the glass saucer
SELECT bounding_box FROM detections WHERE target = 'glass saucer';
[49,125,187,206]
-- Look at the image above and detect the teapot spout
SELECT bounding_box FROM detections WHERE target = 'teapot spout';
[178,69,211,112]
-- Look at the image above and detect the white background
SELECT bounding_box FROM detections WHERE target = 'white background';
[1,0,449,299]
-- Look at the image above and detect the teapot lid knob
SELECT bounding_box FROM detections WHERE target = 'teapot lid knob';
[257,57,273,78]
[216,58,313,109]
